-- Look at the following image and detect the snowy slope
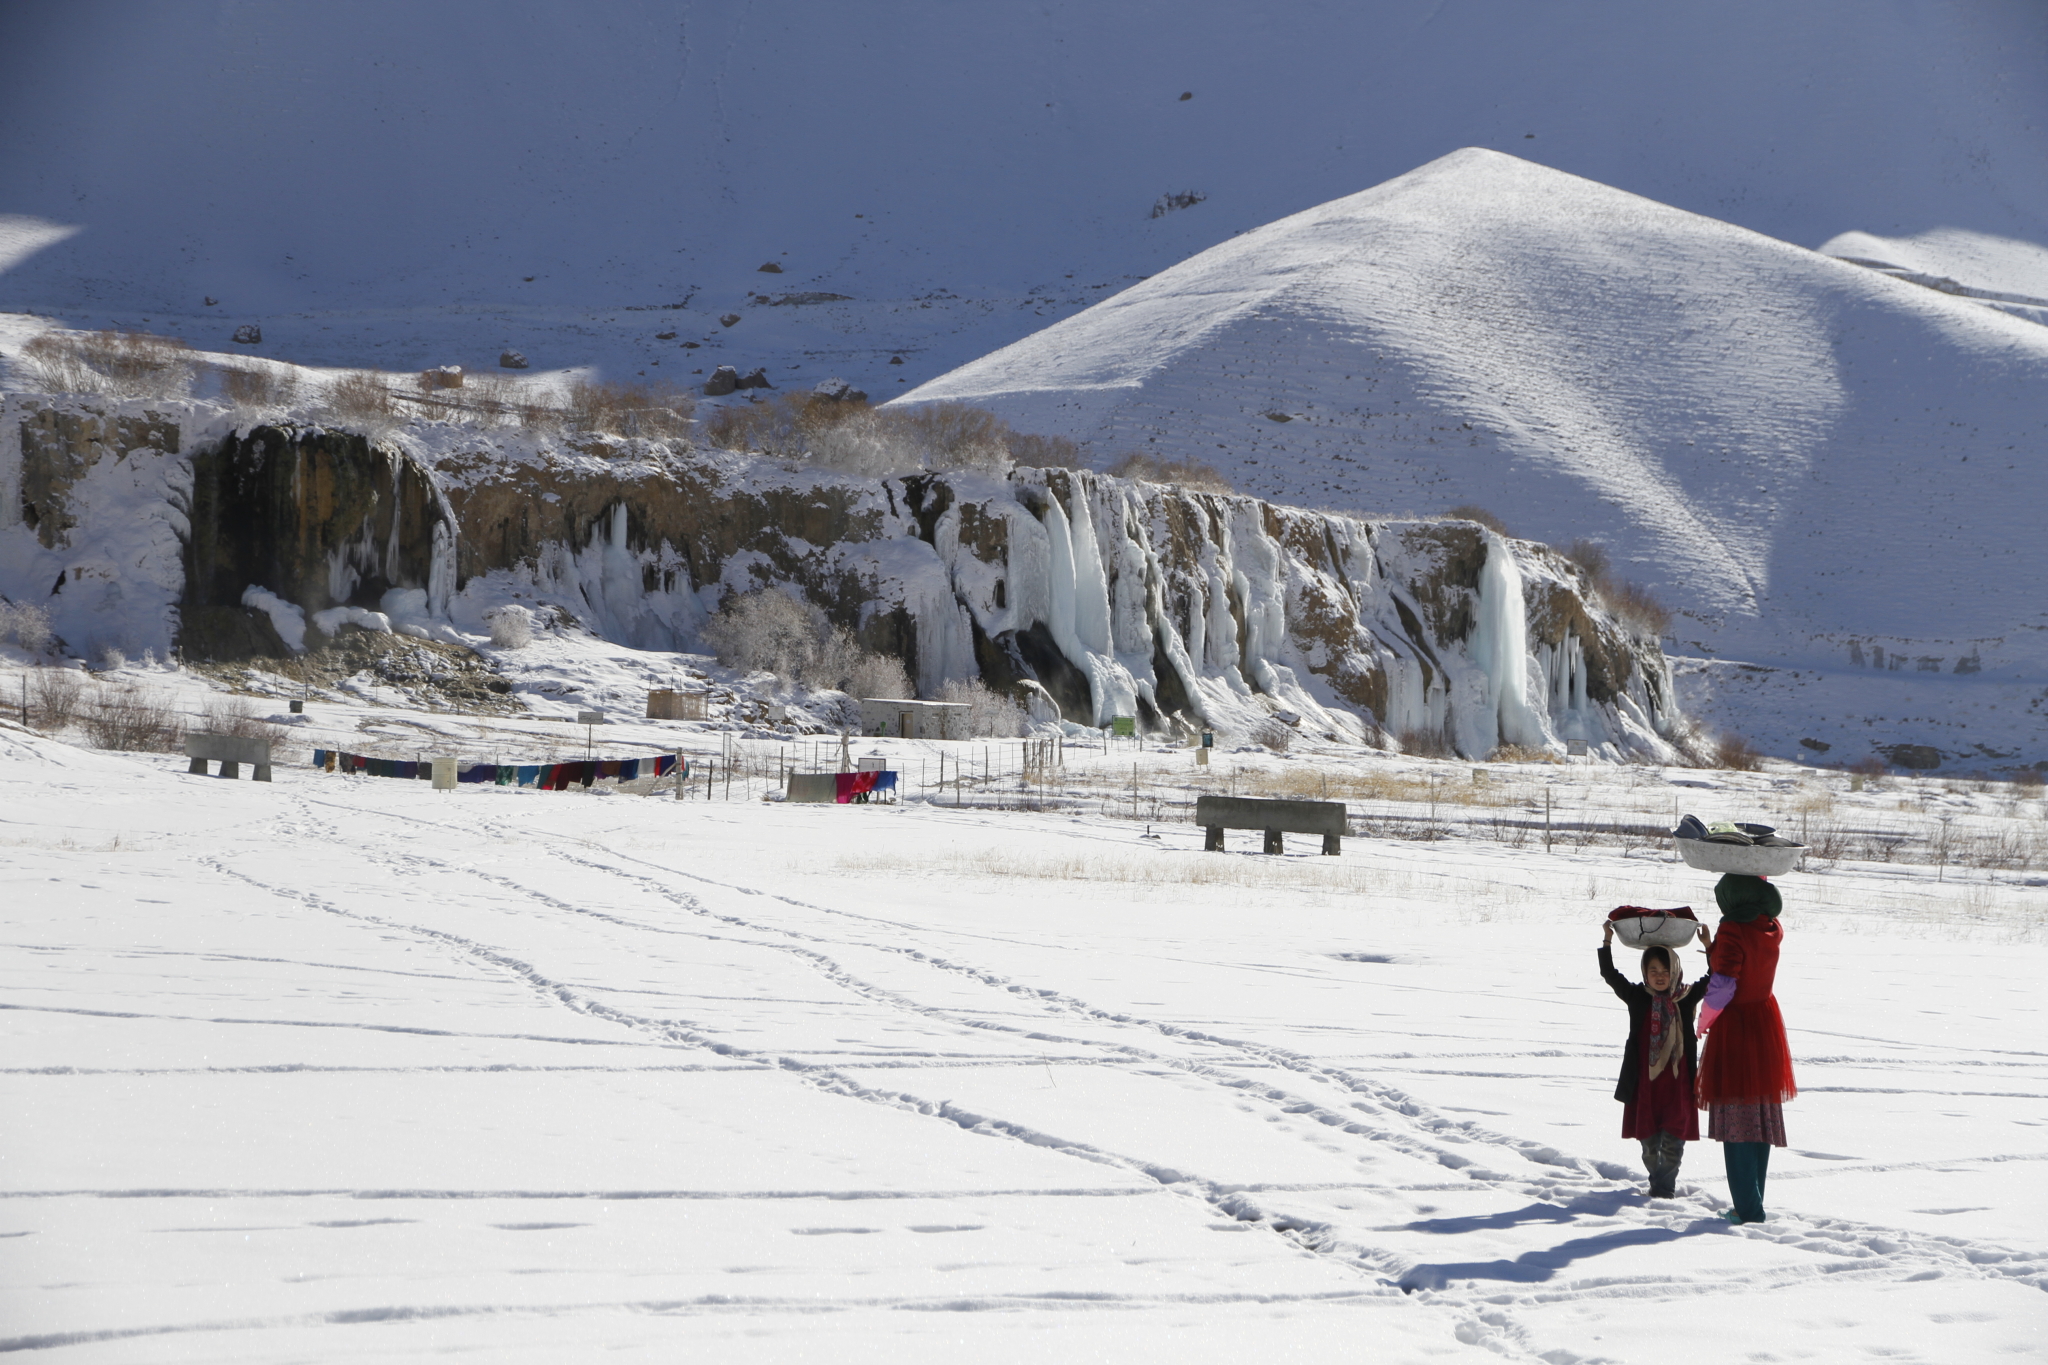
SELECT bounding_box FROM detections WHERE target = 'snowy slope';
[4,727,2044,1361]
[0,2,2043,395]
[896,150,2048,763]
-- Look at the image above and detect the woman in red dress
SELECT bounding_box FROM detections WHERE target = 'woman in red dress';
[1696,874,1798,1223]
[1600,922,1710,1197]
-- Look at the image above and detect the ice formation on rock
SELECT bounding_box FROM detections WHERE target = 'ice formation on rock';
[1,397,1681,758]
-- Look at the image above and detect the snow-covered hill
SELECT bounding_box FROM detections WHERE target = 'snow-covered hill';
[897,150,2048,768]
[0,2,2043,396]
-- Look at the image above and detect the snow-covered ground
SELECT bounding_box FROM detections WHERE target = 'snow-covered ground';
[5,662,2044,1362]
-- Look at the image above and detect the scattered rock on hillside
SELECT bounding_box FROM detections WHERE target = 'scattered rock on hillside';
[737,367,773,390]
[499,350,529,369]
[654,330,676,340]
[889,355,904,365]
[758,262,784,273]
[232,324,262,344]
[191,627,524,715]
[203,296,218,306]
[720,313,741,327]
[703,365,740,396]
[1880,743,1942,770]
[812,377,866,403]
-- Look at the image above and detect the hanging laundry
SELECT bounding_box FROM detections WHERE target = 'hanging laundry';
[458,763,494,784]
[873,770,898,792]
[618,758,640,781]
[496,766,514,786]
[516,764,540,787]
[312,749,327,768]
[578,761,598,788]
[398,761,418,780]
[598,760,621,780]
[653,754,677,778]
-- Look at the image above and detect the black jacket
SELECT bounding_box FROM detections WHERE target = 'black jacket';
[1599,945,1707,1104]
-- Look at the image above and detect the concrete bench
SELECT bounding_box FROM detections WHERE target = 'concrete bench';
[1195,795,1345,855]
[186,732,273,781]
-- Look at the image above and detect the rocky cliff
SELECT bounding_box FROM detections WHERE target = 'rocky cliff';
[1,397,1680,758]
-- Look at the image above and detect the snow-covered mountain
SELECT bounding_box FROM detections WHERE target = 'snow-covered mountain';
[896,149,2048,767]
[0,1,2043,397]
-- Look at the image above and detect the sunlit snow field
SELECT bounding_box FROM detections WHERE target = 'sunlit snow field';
[3,720,2044,1363]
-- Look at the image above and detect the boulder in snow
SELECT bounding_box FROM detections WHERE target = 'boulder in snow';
[719,313,742,328]
[231,324,262,345]
[498,350,529,369]
[737,367,773,390]
[812,377,867,403]
[703,365,740,396]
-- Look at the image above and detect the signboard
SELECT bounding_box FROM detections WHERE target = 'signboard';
[1200,731,1214,749]
[1111,716,1136,737]
[577,710,605,725]
[1566,739,1588,756]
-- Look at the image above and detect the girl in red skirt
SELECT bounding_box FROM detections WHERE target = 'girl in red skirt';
[1696,874,1798,1223]
[1600,920,1711,1197]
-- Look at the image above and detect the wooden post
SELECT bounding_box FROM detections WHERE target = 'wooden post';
[675,751,685,801]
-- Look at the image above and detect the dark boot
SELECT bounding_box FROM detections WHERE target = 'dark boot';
[1642,1132,1684,1197]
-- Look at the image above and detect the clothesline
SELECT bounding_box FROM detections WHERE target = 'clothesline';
[314,750,683,790]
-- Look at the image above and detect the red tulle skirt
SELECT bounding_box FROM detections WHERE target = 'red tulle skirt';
[1697,997,1797,1106]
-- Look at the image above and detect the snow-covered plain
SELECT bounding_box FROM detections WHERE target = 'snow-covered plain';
[5,695,2044,1362]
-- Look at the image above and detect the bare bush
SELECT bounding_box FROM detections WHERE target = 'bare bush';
[484,605,535,649]
[845,646,912,700]
[1107,451,1233,493]
[1006,431,1085,469]
[702,589,825,681]
[220,363,299,409]
[1564,539,1611,586]
[82,686,184,752]
[1250,715,1293,752]
[30,668,88,730]
[1397,725,1455,759]
[94,645,127,672]
[1,601,54,655]
[1606,579,1673,636]
[1445,504,1510,536]
[1489,743,1559,764]
[1715,732,1763,772]
[702,589,917,698]
[709,395,1075,479]
[566,378,695,438]
[938,677,1027,737]
[322,372,398,427]
[21,329,194,399]
[205,696,287,742]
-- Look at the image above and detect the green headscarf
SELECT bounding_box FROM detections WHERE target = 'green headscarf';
[1714,874,1782,923]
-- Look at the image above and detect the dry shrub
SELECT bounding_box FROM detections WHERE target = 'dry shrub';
[707,395,1026,477]
[1397,725,1455,759]
[1605,579,1672,636]
[21,329,194,399]
[1007,431,1085,469]
[205,696,287,742]
[322,372,397,426]
[1564,539,1611,586]
[701,588,909,696]
[1489,743,1559,764]
[566,378,695,438]
[937,677,1027,737]
[30,668,88,729]
[220,363,299,408]
[484,605,534,648]
[1446,504,1510,536]
[1106,451,1233,493]
[82,686,184,752]
[1715,733,1763,772]
[1,601,54,654]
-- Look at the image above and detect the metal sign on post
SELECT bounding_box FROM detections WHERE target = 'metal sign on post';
[1111,716,1136,738]
[578,710,604,758]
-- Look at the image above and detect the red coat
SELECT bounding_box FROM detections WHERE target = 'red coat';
[1696,918,1797,1106]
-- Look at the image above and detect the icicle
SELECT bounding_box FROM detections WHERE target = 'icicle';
[1470,534,1540,748]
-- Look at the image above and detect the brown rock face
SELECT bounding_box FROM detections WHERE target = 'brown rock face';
[11,402,1679,756]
